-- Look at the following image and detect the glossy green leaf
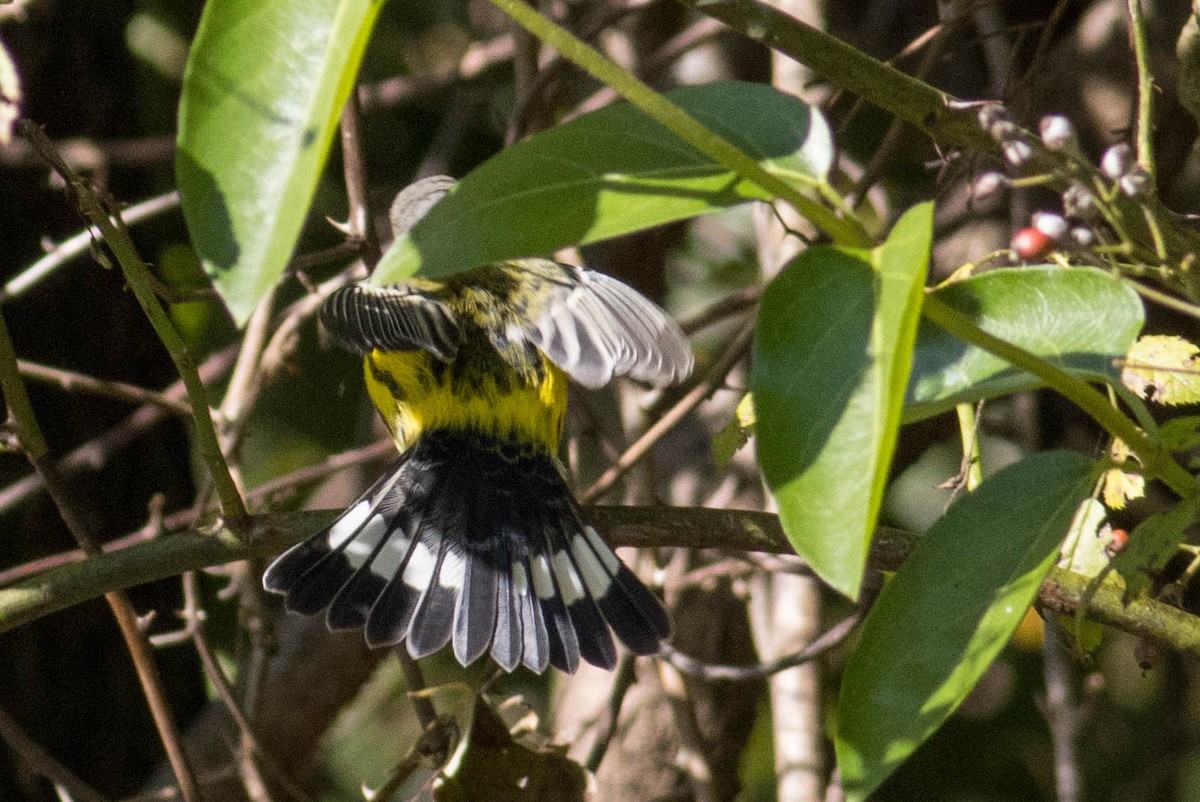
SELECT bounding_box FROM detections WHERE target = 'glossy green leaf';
[752,203,931,599]
[906,266,1144,421]
[176,0,383,325]
[371,81,832,284]
[836,450,1096,801]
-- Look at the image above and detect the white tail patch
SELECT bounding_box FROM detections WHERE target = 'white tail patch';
[512,562,529,597]
[584,526,620,574]
[343,514,389,563]
[570,533,613,598]
[326,500,371,549]
[368,530,411,579]
[530,554,555,600]
[400,537,438,588]
[438,549,466,590]
[551,550,585,606]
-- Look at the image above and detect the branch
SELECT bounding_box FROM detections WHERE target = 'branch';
[676,0,1200,290]
[486,0,871,247]
[4,506,1200,658]
[2,190,180,303]
[17,120,249,527]
[0,307,201,801]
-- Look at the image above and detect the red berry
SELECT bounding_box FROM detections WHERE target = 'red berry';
[1106,528,1129,557]
[1011,227,1055,260]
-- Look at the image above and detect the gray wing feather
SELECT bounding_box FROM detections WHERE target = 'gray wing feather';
[320,284,460,360]
[524,266,694,389]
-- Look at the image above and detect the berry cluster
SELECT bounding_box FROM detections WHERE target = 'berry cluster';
[971,105,1158,266]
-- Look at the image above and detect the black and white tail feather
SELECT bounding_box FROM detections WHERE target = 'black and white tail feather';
[262,430,671,673]
[262,175,690,673]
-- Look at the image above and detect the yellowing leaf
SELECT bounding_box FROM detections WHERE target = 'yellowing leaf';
[1102,438,1145,510]
[713,393,756,467]
[1103,469,1145,510]
[1122,335,1200,405]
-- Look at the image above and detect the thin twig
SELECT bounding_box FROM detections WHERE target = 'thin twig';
[339,91,381,269]
[399,653,439,729]
[662,611,860,682]
[18,359,192,415]
[358,35,515,111]
[1041,620,1082,802]
[1124,0,1156,183]
[565,15,727,120]
[2,190,180,303]
[581,317,755,502]
[656,660,718,802]
[0,704,110,802]
[180,573,312,802]
[0,440,394,588]
[0,343,238,516]
[845,16,953,210]
[18,119,249,529]
[583,654,637,772]
[0,307,202,802]
[678,286,761,336]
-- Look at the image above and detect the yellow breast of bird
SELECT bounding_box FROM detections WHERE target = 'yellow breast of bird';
[363,347,567,454]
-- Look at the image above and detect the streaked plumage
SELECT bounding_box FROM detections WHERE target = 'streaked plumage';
[263,214,693,672]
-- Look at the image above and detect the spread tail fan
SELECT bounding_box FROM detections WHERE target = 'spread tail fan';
[262,430,670,674]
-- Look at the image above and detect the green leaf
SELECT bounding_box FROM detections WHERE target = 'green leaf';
[752,203,931,599]
[905,266,1144,421]
[176,0,383,325]
[1112,495,1200,598]
[371,81,832,284]
[1177,10,1200,127]
[1159,416,1200,452]
[836,450,1096,801]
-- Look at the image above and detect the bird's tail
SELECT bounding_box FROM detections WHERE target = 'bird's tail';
[262,429,670,674]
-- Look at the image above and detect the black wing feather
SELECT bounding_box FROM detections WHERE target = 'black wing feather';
[320,283,460,359]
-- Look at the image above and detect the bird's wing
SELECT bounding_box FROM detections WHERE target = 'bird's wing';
[319,283,460,360]
[516,262,695,389]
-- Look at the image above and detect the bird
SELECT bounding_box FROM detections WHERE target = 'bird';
[262,177,694,674]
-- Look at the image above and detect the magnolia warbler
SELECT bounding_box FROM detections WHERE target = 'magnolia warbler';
[263,177,694,674]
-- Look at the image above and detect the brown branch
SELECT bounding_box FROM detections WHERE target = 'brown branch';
[3,501,1200,661]
[0,309,201,801]
[18,119,249,527]
[0,704,110,802]
[0,343,239,516]
[580,317,755,503]
[18,359,192,415]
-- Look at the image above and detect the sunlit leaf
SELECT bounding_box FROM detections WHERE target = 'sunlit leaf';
[372,82,833,284]
[1103,438,1145,510]
[836,450,1095,800]
[177,0,383,325]
[713,392,756,467]
[906,267,1144,421]
[753,203,931,599]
